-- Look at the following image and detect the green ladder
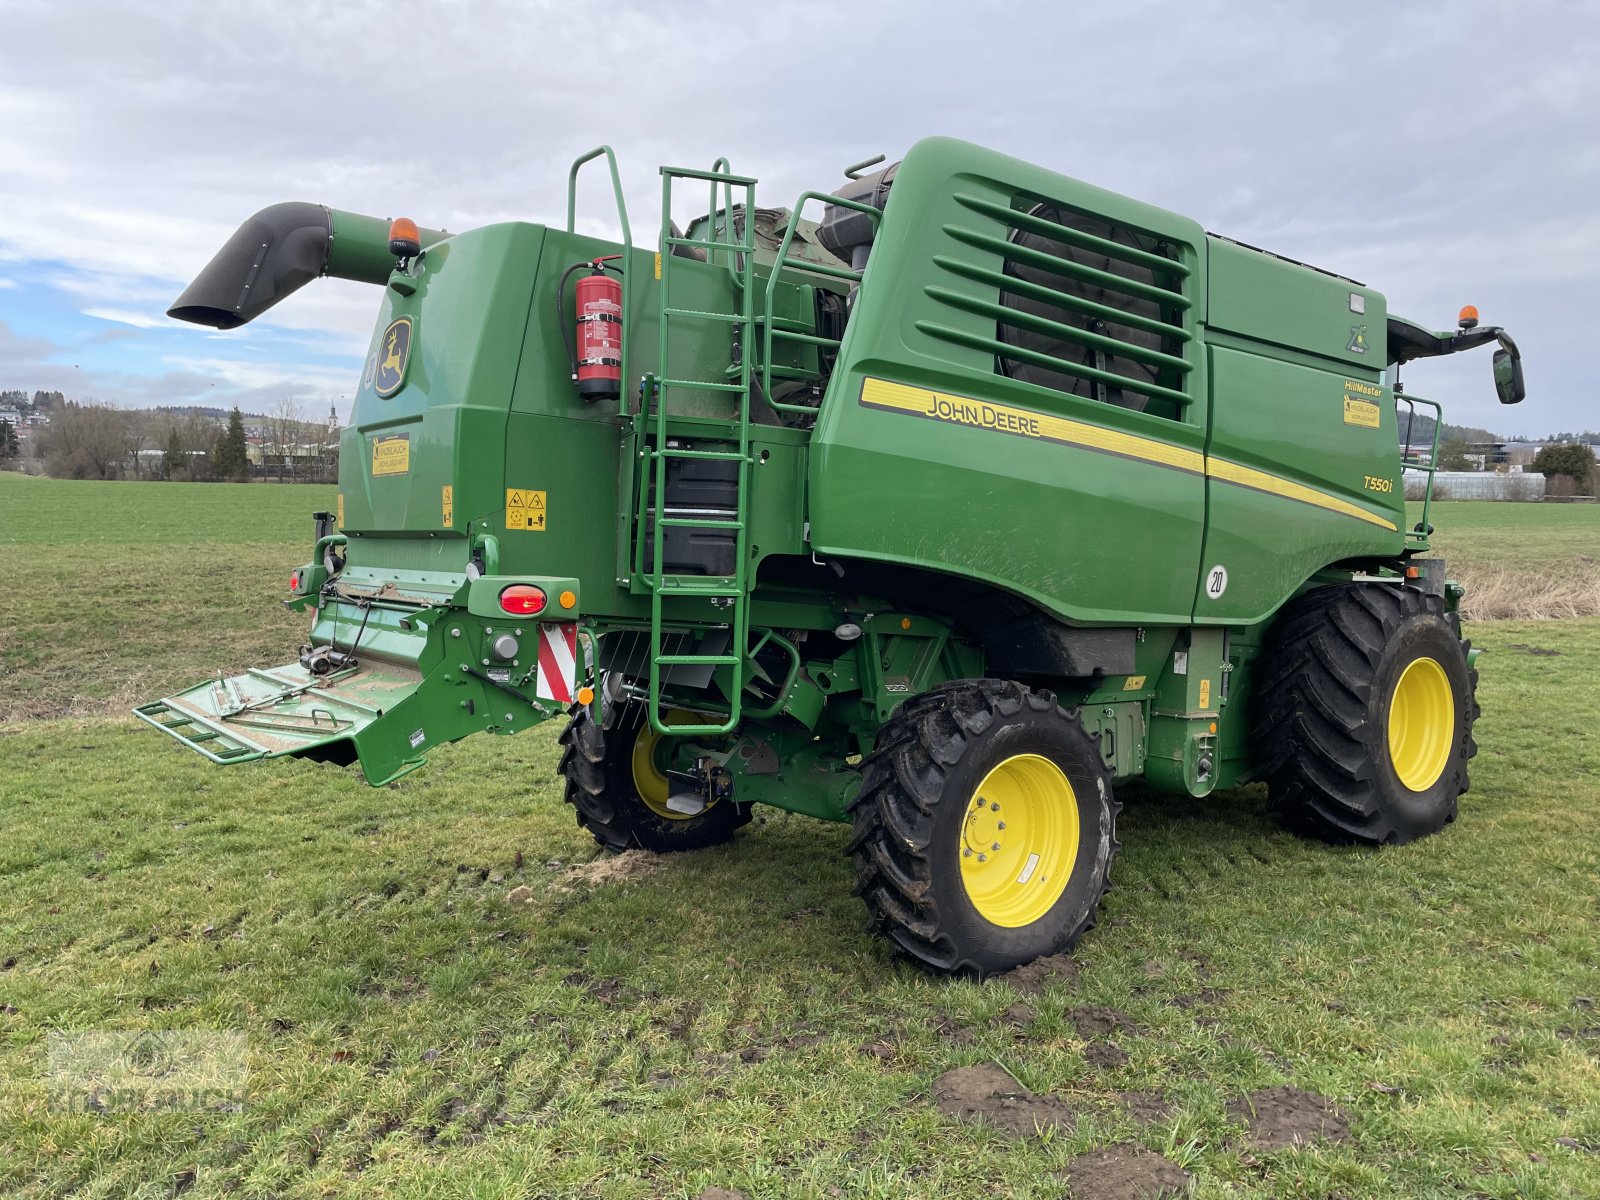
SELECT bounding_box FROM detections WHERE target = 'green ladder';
[645,162,760,736]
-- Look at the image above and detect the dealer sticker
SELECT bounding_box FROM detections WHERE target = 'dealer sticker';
[371,434,410,477]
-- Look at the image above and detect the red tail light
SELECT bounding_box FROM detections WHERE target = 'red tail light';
[498,585,547,616]
[289,571,301,592]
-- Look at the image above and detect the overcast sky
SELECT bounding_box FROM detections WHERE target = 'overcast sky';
[1,0,1594,435]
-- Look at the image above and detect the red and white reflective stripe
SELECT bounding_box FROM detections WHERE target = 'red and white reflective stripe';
[535,622,578,703]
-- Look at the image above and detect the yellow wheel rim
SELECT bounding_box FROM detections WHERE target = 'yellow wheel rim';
[630,710,704,821]
[1387,656,1456,792]
[958,753,1079,929]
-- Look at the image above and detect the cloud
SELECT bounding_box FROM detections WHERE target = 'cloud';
[83,307,166,330]
[159,354,356,398]
[0,0,1594,433]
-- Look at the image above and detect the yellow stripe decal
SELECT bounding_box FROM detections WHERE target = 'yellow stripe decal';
[1204,457,1396,529]
[859,377,1396,532]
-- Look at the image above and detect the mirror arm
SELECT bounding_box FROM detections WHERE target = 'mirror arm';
[1444,325,1503,354]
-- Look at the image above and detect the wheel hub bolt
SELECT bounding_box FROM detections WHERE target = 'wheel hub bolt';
[990,802,1000,811]
[963,848,972,857]
[996,822,1006,830]
[977,854,987,862]
[991,842,1000,851]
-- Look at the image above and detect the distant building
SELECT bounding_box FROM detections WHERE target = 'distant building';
[0,406,19,426]
[1465,441,1511,470]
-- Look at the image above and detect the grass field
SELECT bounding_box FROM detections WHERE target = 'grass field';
[2,473,1598,1199]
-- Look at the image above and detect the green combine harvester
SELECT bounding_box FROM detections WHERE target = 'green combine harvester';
[139,139,1526,974]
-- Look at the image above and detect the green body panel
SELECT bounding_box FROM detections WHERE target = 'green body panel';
[142,136,1491,819]
[1197,346,1404,623]
[1195,236,1401,622]
[340,224,545,546]
[1205,236,1384,370]
[809,139,1211,626]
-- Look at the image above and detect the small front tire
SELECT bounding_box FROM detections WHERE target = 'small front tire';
[559,703,751,852]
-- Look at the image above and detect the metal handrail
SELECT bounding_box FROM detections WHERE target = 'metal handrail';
[565,146,635,416]
[760,190,882,410]
[565,145,633,244]
[1398,392,1443,546]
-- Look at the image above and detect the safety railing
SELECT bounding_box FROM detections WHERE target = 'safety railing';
[566,146,634,402]
[759,190,881,416]
[1398,392,1443,545]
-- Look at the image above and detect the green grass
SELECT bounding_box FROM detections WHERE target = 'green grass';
[1417,500,1600,574]
[2,474,1598,1198]
[0,473,333,722]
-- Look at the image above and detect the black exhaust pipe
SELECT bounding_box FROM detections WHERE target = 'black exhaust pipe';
[168,203,445,330]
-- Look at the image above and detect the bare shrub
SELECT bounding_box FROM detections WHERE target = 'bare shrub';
[39,402,133,479]
[1546,474,1578,500]
[1451,562,1600,620]
[1499,473,1534,502]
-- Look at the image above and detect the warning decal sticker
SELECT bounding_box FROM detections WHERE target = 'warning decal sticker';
[535,623,578,703]
[442,484,453,527]
[506,488,547,531]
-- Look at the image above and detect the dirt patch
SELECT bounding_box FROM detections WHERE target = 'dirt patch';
[1071,1005,1139,1038]
[1003,1002,1036,1026]
[561,972,633,1007]
[997,952,1080,995]
[695,1190,748,1200]
[929,1014,978,1046]
[1172,987,1230,1010]
[932,1063,1074,1136]
[1115,1090,1174,1127]
[857,1039,898,1062]
[1066,1146,1191,1199]
[1227,1085,1351,1150]
[1506,643,1562,656]
[556,852,664,891]
[1084,1041,1130,1070]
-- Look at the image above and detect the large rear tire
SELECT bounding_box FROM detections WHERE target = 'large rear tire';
[848,679,1119,976]
[1254,583,1479,845]
[559,704,751,852]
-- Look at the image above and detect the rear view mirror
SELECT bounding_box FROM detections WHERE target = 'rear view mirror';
[1492,348,1525,405]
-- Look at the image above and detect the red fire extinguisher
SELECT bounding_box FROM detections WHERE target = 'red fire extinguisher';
[566,256,623,400]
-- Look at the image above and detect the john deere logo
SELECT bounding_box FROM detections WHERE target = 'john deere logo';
[1346,324,1369,355]
[374,317,412,397]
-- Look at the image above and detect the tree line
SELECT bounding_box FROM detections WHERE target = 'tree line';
[0,392,338,483]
